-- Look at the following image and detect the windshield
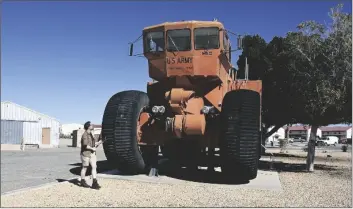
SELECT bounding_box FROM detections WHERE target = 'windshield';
[144,31,164,53]
[194,27,220,50]
[167,29,191,52]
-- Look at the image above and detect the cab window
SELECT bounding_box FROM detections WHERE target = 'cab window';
[167,29,191,52]
[194,27,220,50]
[223,32,229,50]
[144,31,164,53]
[223,32,231,61]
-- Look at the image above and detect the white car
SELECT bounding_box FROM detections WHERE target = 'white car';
[317,136,339,146]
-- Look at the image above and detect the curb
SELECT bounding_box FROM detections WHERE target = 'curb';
[97,169,282,191]
[1,177,78,197]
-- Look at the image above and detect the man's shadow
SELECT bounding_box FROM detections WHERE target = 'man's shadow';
[68,160,112,176]
[56,161,113,185]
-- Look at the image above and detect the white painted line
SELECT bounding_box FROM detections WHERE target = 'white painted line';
[1,177,79,197]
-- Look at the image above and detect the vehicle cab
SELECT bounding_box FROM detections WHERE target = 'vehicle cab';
[131,20,236,81]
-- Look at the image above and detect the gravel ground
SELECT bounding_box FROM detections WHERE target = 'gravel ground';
[1,149,351,207]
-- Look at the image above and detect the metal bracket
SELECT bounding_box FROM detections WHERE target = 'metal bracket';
[244,57,249,81]
[261,144,275,170]
[148,167,159,177]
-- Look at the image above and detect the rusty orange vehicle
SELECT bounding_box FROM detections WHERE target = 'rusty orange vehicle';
[101,20,262,181]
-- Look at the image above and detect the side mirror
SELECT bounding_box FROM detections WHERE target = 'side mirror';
[129,43,134,56]
[229,45,232,61]
[237,35,243,50]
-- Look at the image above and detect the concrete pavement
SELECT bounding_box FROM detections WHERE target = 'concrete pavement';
[1,139,282,194]
[0,140,107,194]
[99,160,282,191]
[3,139,349,194]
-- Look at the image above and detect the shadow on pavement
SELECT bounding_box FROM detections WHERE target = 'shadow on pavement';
[56,178,80,186]
[263,152,306,158]
[259,160,340,173]
[263,151,349,161]
[67,158,250,185]
[66,153,341,185]
[157,160,250,185]
[68,160,112,176]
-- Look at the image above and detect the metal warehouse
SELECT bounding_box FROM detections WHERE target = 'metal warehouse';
[1,101,61,147]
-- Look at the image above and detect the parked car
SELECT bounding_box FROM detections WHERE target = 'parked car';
[293,137,305,143]
[316,136,339,146]
[316,140,326,146]
[340,138,352,144]
[339,138,346,144]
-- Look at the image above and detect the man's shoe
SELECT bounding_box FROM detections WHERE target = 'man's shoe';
[91,179,101,190]
[80,179,90,188]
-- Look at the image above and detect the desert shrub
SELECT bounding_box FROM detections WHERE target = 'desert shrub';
[342,145,348,152]
[278,138,289,153]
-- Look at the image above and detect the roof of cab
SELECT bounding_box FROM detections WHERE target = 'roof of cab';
[143,20,224,31]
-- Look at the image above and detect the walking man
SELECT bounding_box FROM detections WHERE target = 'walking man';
[80,121,102,189]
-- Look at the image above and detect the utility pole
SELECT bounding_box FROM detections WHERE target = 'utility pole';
[245,57,249,80]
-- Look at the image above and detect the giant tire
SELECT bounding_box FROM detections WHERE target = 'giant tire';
[258,131,266,160]
[102,90,149,174]
[220,89,261,181]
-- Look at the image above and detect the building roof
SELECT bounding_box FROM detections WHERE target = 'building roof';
[286,126,309,131]
[92,124,102,128]
[144,20,224,31]
[320,126,352,132]
[1,101,60,122]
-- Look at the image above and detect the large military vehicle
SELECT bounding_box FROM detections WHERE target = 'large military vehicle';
[101,20,262,181]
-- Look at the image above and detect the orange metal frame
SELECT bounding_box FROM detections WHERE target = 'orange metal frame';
[137,21,262,148]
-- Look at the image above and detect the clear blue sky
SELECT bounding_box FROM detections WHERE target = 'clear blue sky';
[2,1,352,124]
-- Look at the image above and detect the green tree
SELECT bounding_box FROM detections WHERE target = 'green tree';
[283,4,352,171]
[236,35,267,80]
[236,35,298,141]
[236,4,351,170]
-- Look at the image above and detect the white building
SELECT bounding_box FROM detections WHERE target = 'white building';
[1,101,60,147]
[92,124,102,138]
[347,128,352,139]
[60,123,84,136]
[267,126,286,142]
[320,126,352,141]
[286,125,322,141]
